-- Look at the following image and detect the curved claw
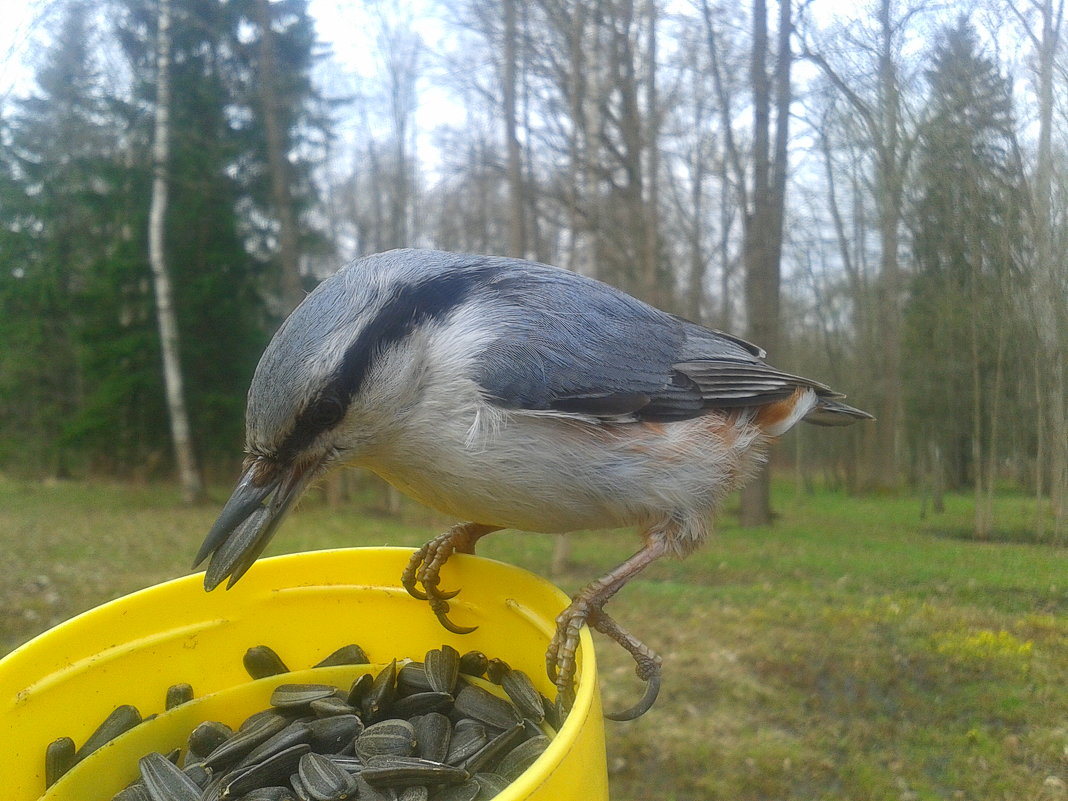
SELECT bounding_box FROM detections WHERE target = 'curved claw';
[405,584,429,601]
[604,672,661,721]
[433,606,478,635]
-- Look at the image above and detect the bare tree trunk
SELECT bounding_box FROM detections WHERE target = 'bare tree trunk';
[740,0,791,527]
[642,0,660,305]
[149,0,203,504]
[255,0,303,313]
[503,0,527,258]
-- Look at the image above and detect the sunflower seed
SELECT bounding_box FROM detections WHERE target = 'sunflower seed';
[499,670,543,722]
[203,713,288,770]
[362,660,398,723]
[297,752,359,800]
[271,684,338,710]
[223,744,312,797]
[45,736,76,787]
[310,696,356,718]
[307,714,362,754]
[355,719,417,760]
[472,772,509,799]
[139,752,200,801]
[244,645,291,680]
[314,644,370,668]
[188,721,232,762]
[453,685,520,731]
[460,723,525,775]
[423,645,459,694]
[484,659,510,685]
[457,650,488,678]
[411,712,451,763]
[165,683,194,710]
[77,705,142,761]
[496,734,550,781]
[360,755,468,788]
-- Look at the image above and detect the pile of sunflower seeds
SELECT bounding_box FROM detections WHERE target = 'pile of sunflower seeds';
[44,644,562,801]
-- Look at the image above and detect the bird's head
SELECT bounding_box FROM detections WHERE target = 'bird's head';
[193,256,389,591]
[193,249,493,591]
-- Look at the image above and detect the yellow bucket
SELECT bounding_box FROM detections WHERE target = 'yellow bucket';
[0,547,607,800]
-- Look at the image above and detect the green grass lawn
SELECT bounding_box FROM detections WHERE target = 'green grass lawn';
[2,474,1067,800]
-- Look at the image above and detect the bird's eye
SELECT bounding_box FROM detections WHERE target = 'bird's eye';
[306,395,344,429]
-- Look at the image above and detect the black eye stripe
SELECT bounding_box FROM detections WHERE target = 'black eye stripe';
[275,262,496,462]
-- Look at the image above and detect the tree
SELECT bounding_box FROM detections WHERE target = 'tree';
[0,1,125,475]
[148,0,204,503]
[800,0,926,490]
[702,0,794,525]
[904,18,1029,537]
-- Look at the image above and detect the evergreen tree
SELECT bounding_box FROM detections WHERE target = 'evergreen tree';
[0,1,131,474]
[904,19,1030,500]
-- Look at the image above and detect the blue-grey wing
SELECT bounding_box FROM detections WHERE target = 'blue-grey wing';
[467,260,830,421]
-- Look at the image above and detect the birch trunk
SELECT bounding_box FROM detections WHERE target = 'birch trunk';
[149,0,203,504]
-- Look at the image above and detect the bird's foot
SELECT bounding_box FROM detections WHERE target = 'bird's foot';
[545,531,670,720]
[401,522,497,635]
[545,598,588,713]
[545,601,662,721]
[588,609,662,721]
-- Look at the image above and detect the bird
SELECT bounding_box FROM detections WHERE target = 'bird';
[193,248,872,720]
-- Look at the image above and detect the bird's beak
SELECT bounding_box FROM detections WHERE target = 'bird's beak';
[193,454,325,591]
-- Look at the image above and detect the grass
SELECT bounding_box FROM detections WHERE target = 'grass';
[2,474,1068,800]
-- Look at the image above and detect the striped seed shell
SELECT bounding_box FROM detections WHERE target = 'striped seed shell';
[496,735,550,781]
[444,722,487,766]
[423,645,459,694]
[362,660,398,723]
[45,736,75,788]
[77,705,142,761]
[314,644,370,668]
[346,673,373,708]
[203,713,288,770]
[355,719,417,760]
[243,645,290,680]
[222,743,312,796]
[270,683,338,710]
[453,685,521,730]
[360,755,469,788]
[138,752,200,801]
[500,670,544,722]
[460,723,525,775]
[233,720,312,771]
[297,752,359,801]
[412,712,451,763]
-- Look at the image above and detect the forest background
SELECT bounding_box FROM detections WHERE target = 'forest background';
[3,0,1066,540]
[3,1,1068,798]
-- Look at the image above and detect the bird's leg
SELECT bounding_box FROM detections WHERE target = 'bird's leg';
[546,529,669,716]
[402,522,500,634]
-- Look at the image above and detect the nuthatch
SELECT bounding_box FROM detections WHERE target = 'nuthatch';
[194,249,872,719]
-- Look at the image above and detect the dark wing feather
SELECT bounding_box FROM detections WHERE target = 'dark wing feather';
[468,258,827,422]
